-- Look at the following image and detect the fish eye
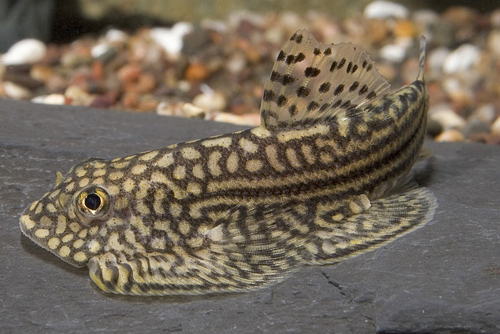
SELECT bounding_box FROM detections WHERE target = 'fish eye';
[84,193,102,211]
[76,186,110,218]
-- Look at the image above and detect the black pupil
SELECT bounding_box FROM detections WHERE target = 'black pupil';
[85,194,101,210]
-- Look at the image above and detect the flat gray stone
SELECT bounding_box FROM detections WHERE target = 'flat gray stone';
[1,99,499,334]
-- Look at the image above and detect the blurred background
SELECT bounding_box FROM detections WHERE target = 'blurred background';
[1,0,500,143]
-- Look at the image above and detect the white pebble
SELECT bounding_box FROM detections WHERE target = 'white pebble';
[3,81,32,99]
[157,101,183,116]
[32,94,66,105]
[430,106,466,130]
[42,94,66,105]
[379,44,406,63]
[91,43,111,59]
[181,103,206,118]
[105,29,128,43]
[193,92,227,112]
[364,1,408,19]
[150,22,193,56]
[2,39,47,65]
[427,47,450,73]
[443,44,481,74]
[226,54,247,74]
[213,113,258,126]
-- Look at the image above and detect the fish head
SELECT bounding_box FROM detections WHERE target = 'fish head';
[20,158,133,267]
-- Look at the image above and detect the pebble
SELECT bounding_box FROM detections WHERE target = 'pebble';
[379,44,406,63]
[118,64,142,82]
[185,62,210,82]
[192,91,227,112]
[40,94,67,105]
[430,107,467,130]
[2,39,47,65]
[491,117,500,136]
[487,31,500,56]
[393,20,415,38]
[426,119,443,138]
[427,47,450,73]
[150,22,193,57]
[364,1,409,20]
[468,133,500,145]
[134,73,157,94]
[65,85,93,106]
[30,65,53,83]
[367,19,389,43]
[212,112,259,126]
[462,119,491,138]
[2,81,32,99]
[0,7,499,144]
[470,104,497,125]
[181,103,206,118]
[156,101,183,117]
[90,95,114,109]
[435,129,465,142]
[105,29,128,43]
[443,44,481,74]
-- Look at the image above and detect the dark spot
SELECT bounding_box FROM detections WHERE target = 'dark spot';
[263,89,275,102]
[351,64,358,73]
[277,51,286,62]
[277,95,288,107]
[295,34,303,43]
[346,62,352,73]
[367,64,373,71]
[307,101,319,111]
[367,91,377,99]
[297,86,310,97]
[289,104,298,116]
[85,193,101,210]
[294,53,306,63]
[319,82,331,93]
[341,100,351,109]
[320,103,330,112]
[304,67,321,77]
[359,84,368,95]
[334,84,345,96]
[362,60,367,68]
[324,48,332,55]
[332,99,342,108]
[290,33,297,41]
[286,55,295,65]
[349,81,359,92]
[282,74,295,85]
[313,48,321,55]
[270,71,281,82]
[337,58,346,69]
[329,61,338,72]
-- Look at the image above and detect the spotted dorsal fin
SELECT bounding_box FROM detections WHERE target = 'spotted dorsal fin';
[260,29,391,129]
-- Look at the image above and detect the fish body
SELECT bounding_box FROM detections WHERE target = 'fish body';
[20,30,436,295]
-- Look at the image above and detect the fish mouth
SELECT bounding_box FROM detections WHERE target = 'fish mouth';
[19,201,87,268]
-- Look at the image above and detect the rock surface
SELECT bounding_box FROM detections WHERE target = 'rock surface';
[0,99,499,334]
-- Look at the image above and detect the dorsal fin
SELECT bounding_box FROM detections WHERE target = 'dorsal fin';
[260,29,391,129]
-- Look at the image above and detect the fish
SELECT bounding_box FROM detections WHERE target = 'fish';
[20,29,437,296]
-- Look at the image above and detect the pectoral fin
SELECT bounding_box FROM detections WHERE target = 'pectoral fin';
[303,186,437,264]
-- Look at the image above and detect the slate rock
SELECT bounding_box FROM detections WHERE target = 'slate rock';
[0,99,499,334]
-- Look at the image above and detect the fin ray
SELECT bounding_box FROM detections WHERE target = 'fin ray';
[261,29,391,129]
[303,186,437,264]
